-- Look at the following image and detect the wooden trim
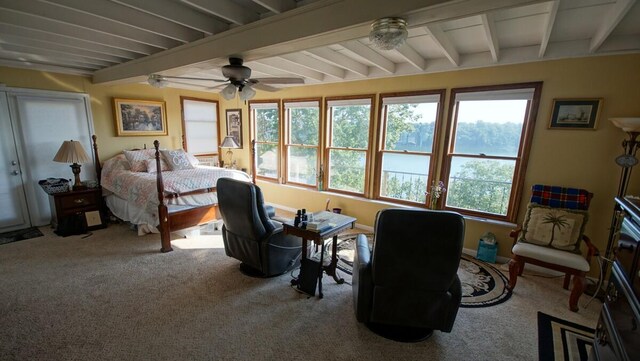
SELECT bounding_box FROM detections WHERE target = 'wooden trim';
[179,96,221,156]
[282,97,321,187]
[248,99,281,182]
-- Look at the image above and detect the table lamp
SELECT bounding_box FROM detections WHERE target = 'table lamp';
[220,135,240,168]
[53,140,91,190]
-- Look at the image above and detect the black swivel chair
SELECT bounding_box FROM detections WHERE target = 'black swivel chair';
[216,178,303,277]
[352,208,465,342]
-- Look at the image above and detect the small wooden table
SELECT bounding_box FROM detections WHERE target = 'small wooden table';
[283,211,356,298]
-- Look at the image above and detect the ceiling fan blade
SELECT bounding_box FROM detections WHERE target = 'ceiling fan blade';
[252,77,304,84]
[251,83,280,92]
[207,83,230,90]
[161,75,227,83]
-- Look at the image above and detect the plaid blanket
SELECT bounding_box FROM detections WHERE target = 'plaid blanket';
[530,184,591,210]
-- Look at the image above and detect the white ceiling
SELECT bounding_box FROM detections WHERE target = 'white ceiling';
[0,0,638,92]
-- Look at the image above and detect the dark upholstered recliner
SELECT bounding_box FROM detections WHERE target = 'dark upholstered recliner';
[216,178,302,277]
[352,208,465,341]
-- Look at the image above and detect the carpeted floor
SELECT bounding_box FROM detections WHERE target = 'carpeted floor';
[0,224,601,361]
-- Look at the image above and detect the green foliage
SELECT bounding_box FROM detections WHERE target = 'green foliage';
[381,174,427,203]
[446,159,515,215]
[256,108,279,142]
[290,108,318,145]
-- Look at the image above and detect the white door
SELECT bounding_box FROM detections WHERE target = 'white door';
[0,92,30,232]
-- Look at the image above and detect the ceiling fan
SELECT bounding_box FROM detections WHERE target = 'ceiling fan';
[147,57,304,100]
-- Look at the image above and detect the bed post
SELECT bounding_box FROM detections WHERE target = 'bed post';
[155,140,172,253]
[92,135,102,185]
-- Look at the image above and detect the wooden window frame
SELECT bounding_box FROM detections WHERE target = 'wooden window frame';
[249,99,282,183]
[283,98,322,189]
[374,90,446,207]
[441,82,543,222]
[179,96,220,157]
[323,95,375,197]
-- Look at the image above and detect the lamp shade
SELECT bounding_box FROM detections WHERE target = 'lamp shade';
[220,136,240,149]
[53,140,90,164]
[221,84,237,100]
[610,117,640,132]
[239,84,256,101]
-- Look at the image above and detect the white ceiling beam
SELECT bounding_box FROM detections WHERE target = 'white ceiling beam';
[254,58,325,81]
[243,62,284,77]
[0,23,140,59]
[479,13,499,62]
[0,0,179,49]
[43,0,202,43]
[0,49,102,70]
[0,10,157,55]
[0,43,114,67]
[252,0,295,14]
[395,44,426,71]
[589,0,636,53]
[181,0,259,25]
[539,0,559,58]
[112,0,228,35]
[279,53,346,79]
[424,24,460,66]
[0,58,92,76]
[340,41,395,74]
[0,34,126,63]
[304,48,369,77]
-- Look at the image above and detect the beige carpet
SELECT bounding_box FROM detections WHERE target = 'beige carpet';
[0,224,600,361]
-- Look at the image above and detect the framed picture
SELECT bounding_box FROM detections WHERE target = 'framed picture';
[113,98,168,136]
[549,98,602,130]
[226,109,243,147]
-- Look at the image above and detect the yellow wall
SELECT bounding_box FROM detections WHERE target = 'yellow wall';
[2,54,639,270]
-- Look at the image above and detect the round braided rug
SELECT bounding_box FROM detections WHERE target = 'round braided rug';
[331,234,511,308]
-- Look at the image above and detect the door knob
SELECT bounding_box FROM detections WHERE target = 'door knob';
[11,160,17,165]
[11,170,19,175]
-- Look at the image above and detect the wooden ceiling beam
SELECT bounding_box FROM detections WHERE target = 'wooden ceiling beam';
[341,40,395,74]
[538,0,559,58]
[589,0,636,53]
[252,0,296,14]
[280,53,346,79]
[424,24,460,66]
[181,0,259,25]
[479,13,499,62]
[304,48,369,77]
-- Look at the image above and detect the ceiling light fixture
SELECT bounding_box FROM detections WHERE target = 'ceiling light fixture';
[147,74,168,88]
[369,17,408,51]
[239,84,256,101]
[221,83,237,100]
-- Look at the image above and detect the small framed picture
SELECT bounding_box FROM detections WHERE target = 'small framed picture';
[113,98,168,136]
[548,98,602,130]
[226,109,243,147]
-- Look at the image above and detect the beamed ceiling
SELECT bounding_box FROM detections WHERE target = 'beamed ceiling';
[0,0,638,92]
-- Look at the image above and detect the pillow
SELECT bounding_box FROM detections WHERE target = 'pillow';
[185,152,199,167]
[160,149,195,171]
[518,203,588,253]
[144,158,169,173]
[123,149,156,172]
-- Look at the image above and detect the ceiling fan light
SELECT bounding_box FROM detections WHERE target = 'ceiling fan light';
[369,17,408,50]
[147,74,168,88]
[221,83,237,100]
[239,84,256,101]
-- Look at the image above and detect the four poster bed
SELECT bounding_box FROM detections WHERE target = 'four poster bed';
[92,136,251,252]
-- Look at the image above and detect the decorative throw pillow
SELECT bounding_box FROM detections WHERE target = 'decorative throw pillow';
[123,149,156,172]
[160,149,195,170]
[518,203,589,253]
[185,152,199,167]
[144,158,169,173]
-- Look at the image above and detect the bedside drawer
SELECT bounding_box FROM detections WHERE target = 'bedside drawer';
[56,190,101,215]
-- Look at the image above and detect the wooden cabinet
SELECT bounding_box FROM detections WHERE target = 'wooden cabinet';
[50,188,106,234]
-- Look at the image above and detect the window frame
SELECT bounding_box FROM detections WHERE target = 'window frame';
[283,98,322,189]
[441,82,543,222]
[323,95,375,197]
[179,96,220,157]
[249,99,282,182]
[374,90,446,206]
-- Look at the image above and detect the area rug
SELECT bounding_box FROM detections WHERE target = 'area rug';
[0,227,44,246]
[331,234,511,308]
[537,312,595,361]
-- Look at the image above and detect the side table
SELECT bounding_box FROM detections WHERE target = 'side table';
[283,211,356,298]
[50,187,106,235]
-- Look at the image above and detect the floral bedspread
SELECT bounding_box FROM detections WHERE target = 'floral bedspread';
[101,154,251,211]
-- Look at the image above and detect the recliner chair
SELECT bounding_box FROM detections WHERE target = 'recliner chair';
[352,208,465,341]
[216,178,302,277]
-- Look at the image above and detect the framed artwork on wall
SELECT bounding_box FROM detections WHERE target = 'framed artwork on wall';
[113,98,168,136]
[226,108,243,147]
[548,98,602,130]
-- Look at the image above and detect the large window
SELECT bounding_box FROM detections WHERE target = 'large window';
[442,83,542,221]
[250,101,280,180]
[284,99,321,187]
[324,96,374,195]
[376,91,444,204]
[180,97,219,158]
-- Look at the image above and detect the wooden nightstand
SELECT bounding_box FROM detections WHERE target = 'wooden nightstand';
[50,187,106,235]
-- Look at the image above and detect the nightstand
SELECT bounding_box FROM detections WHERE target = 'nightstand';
[50,187,106,235]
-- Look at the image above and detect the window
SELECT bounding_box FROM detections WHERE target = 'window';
[376,91,444,204]
[284,99,321,187]
[324,96,374,195]
[442,83,542,221]
[250,101,280,180]
[180,97,219,159]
